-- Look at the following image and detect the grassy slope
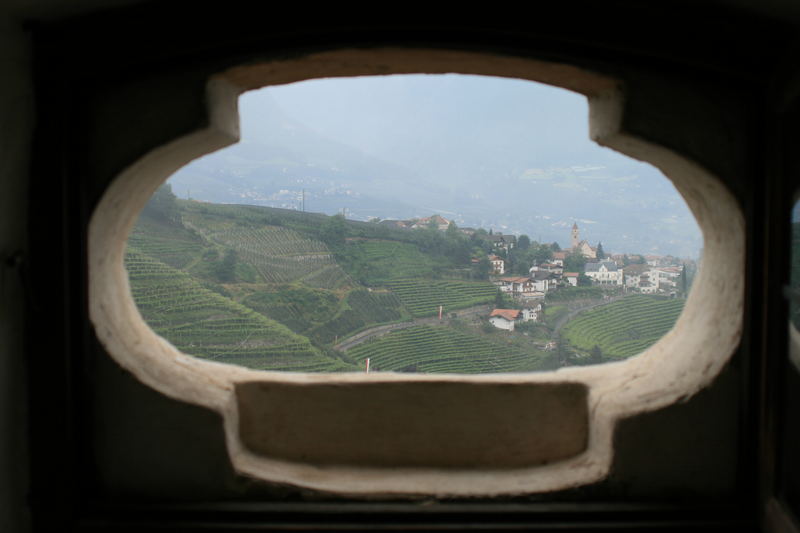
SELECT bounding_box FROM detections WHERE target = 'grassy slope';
[182,207,351,289]
[127,205,412,368]
[561,294,684,359]
[387,278,496,317]
[348,324,546,374]
[334,239,453,285]
[128,201,683,374]
[125,249,354,371]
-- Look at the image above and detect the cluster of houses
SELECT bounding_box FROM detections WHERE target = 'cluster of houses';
[376,215,686,331]
[378,214,453,231]
[379,214,520,252]
[485,223,686,331]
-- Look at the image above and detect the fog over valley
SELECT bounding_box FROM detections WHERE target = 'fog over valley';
[168,74,702,258]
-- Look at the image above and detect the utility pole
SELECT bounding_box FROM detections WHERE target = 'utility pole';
[301,188,305,212]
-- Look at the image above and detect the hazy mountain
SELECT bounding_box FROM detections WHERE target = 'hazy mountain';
[168,74,701,257]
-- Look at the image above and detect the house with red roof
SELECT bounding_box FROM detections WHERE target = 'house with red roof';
[489,308,522,331]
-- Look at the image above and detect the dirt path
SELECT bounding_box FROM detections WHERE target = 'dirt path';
[334,303,491,352]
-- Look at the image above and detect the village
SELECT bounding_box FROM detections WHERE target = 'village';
[485,222,688,331]
[379,215,690,332]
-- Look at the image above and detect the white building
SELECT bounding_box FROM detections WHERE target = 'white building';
[584,261,623,285]
[488,254,505,275]
[489,309,522,331]
[489,306,539,331]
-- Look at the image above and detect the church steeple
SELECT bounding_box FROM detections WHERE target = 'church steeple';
[571,222,579,249]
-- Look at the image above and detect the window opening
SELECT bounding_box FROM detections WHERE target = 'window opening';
[91,49,744,495]
[126,74,701,374]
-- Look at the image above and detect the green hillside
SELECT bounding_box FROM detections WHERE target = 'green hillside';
[335,239,455,285]
[387,278,497,318]
[561,295,684,359]
[125,249,353,371]
[182,208,351,289]
[125,187,684,374]
[348,325,546,374]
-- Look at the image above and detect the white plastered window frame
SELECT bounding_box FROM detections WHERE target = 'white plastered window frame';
[89,48,744,497]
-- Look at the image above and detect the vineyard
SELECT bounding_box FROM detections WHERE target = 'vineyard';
[348,325,546,374]
[183,211,352,289]
[561,294,684,359]
[125,249,353,372]
[240,284,341,333]
[336,239,452,284]
[386,279,497,317]
[127,216,205,269]
[125,199,558,373]
[307,289,407,345]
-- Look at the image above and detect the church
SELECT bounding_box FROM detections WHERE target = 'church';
[571,222,597,259]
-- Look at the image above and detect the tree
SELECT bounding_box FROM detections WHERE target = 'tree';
[532,242,554,265]
[590,345,603,364]
[320,213,348,246]
[577,273,593,286]
[551,242,561,252]
[563,250,587,272]
[517,234,531,250]
[142,183,181,225]
[596,242,606,260]
[495,288,505,308]
[446,221,459,240]
[473,257,490,280]
[215,248,237,282]
[679,263,688,296]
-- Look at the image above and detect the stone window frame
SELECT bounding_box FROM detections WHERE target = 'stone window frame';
[88,48,744,497]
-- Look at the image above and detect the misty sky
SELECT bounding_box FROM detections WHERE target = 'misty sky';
[170,74,702,257]
[245,74,623,178]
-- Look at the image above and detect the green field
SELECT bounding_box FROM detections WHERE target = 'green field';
[561,295,684,359]
[127,216,205,269]
[125,249,354,372]
[306,288,407,345]
[130,192,667,374]
[348,325,546,374]
[183,209,351,289]
[335,239,454,285]
[127,203,416,364]
[386,279,497,317]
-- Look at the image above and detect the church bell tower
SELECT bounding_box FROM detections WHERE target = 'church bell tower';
[571,222,579,249]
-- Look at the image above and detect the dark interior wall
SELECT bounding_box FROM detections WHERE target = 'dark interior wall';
[0,15,32,533]
[5,1,799,531]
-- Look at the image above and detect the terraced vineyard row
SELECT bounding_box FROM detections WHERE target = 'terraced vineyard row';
[386,279,497,317]
[181,209,352,288]
[210,226,351,288]
[308,289,406,345]
[339,240,450,284]
[125,249,352,372]
[128,218,205,269]
[561,294,684,359]
[348,325,545,374]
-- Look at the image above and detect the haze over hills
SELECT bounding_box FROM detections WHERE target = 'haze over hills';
[168,74,702,258]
